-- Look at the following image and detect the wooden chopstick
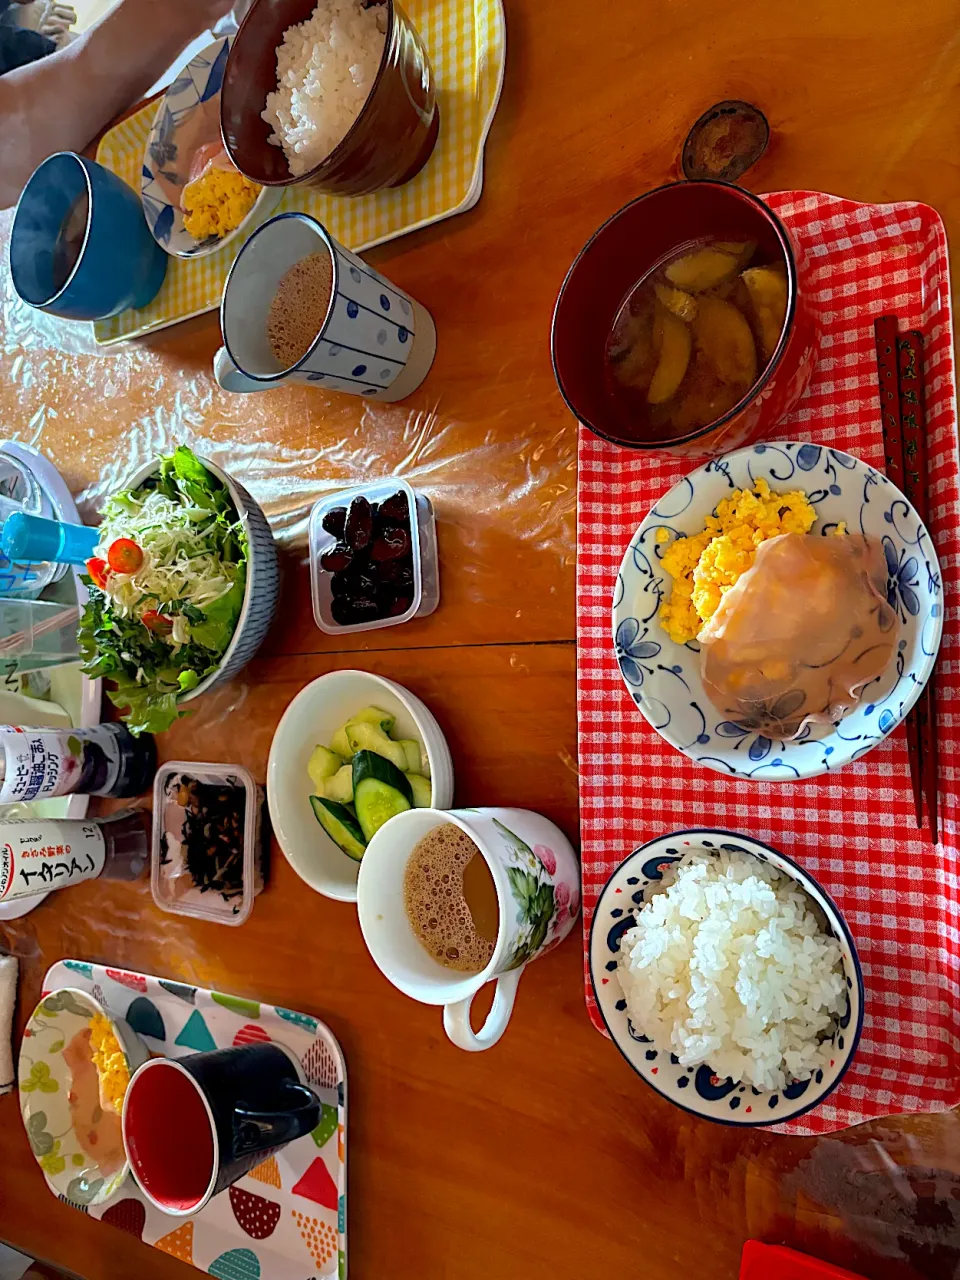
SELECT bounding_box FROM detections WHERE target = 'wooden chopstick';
[897,330,940,845]
[874,315,925,832]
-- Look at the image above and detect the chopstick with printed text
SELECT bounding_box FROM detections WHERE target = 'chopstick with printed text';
[873,315,939,842]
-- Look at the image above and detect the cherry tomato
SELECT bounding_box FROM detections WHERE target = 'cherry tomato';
[141,610,171,634]
[85,557,108,590]
[107,538,144,575]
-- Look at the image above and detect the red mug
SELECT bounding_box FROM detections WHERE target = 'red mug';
[550,180,820,460]
[122,1044,320,1215]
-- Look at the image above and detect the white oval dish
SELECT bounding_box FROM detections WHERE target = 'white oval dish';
[267,670,454,902]
[0,441,102,921]
[141,36,281,259]
[19,986,149,1206]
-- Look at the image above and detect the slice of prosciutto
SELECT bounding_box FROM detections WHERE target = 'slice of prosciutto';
[699,531,898,738]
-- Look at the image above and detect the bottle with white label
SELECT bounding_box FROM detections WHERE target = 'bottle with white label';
[0,724,155,802]
[0,810,149,903]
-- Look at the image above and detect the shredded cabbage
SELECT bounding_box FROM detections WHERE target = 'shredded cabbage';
[78,446,249,736]
[97,491,238,649]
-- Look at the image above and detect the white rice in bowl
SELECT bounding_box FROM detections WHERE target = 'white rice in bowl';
[263,0,388,178]
[616,848,846,1093]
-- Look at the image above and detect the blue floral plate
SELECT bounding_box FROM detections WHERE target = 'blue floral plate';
[589,829,864,1127]
[612,441,943,781]
[140,37,281,259]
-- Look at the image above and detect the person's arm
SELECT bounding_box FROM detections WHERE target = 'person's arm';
[0,0,233,208]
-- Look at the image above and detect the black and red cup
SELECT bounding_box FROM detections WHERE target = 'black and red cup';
[122,1043,320,1215]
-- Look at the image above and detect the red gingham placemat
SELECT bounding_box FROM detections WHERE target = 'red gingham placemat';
[576,191,959,1135]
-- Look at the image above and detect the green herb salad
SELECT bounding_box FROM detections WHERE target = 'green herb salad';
[79,447,247,735]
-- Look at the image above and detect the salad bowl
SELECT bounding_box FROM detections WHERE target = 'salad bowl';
[126,454,279,702]
[80,448,279,732]
[613,442,943,780]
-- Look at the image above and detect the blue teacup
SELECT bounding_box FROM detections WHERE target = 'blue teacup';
[10,152,167,321]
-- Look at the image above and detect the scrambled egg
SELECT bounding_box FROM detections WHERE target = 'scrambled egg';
[89,1013,130,1115]
[657,478,821,644]
[182,167,260,241]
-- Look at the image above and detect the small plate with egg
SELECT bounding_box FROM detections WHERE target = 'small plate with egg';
[613,441,943,780]
[141,36,281,259]
[19,986,148,1207]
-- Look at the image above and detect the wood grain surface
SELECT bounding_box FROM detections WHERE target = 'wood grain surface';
[3,0,960,1276]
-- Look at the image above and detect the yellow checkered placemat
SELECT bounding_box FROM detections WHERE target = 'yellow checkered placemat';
[93,0,506,346]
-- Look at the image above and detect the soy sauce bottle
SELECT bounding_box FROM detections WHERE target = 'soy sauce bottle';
[0,723,156,801]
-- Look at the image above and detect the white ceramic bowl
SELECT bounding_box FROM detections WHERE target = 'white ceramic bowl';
[613,441,943,780]
[141,36,282,259]
[267,670,455,902]
[589,830,864,1127]
[19,987,148,1206]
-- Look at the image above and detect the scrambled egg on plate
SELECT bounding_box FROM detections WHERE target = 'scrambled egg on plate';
[89,1012,130,1114]
[657,478,823,645]
[182,167,261,242]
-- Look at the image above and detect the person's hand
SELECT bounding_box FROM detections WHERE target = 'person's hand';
[8,0,76,32]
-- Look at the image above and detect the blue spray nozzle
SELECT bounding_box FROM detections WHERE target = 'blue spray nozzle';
[1,513,99,566]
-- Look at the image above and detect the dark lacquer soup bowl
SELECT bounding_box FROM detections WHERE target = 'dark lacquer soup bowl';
[551,181,820,459]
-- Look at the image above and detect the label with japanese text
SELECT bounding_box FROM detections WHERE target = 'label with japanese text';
[0,821,106,901]
[0,726,121,803]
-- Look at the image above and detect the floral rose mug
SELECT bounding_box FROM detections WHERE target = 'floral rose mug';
[357,808,580,1050]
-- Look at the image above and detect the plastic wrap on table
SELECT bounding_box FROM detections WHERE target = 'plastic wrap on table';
[0,212,575,561]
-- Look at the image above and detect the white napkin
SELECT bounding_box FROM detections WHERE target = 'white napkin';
[0,955,17,1096]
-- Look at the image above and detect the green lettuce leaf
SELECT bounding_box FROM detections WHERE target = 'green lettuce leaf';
[78,445,250,734]
[106,680,183,736]
[189,574,245,652]
[171,446,233,517]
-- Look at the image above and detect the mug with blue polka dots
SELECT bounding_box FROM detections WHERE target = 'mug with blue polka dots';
[215,212,436,401]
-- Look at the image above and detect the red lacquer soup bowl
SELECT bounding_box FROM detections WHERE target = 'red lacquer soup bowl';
[551,181,819,459]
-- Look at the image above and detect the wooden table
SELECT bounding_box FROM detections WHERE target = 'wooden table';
[2,0,960,1276]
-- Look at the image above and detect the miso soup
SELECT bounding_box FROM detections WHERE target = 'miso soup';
[603,238,789,442]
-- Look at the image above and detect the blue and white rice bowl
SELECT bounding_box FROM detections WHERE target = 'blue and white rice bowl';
[123,455,279,700]
[589,829,864,1127]
[612,442,943,781]
[141,37,281,259]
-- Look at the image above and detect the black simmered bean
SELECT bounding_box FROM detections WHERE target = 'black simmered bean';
[344,496,374,551]
[322,490,417,626]
[321,506,347,537]
[377,492,410,524]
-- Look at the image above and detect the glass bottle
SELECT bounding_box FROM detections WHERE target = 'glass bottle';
[0,809,149,902]
[0,723,156,802]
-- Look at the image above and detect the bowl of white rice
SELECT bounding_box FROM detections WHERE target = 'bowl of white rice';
[221,0,439,195]
[589,829,863,1126]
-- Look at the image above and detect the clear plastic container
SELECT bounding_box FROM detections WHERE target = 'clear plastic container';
[309,476,440,635]
[0,597,80,678]
[151,761,264,926]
